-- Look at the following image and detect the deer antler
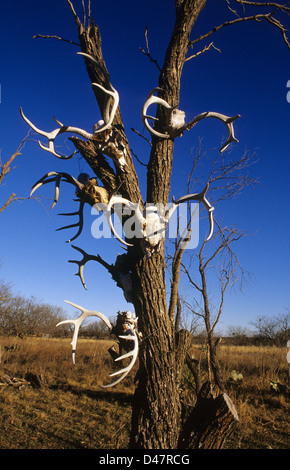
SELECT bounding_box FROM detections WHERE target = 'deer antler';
[56,300,112,364]
[77,52,119,133]
[20,108,87,159]
[106,195,145,248]
[30,171,83,209]
[172,183,214,241]
[184,112,240,153]
[30,172,112,242]
[103,333,139,388]
[57,301,139,388]
[56,199,85,243]
[141,88,240,152]
[141,87,176,139]
[20,51,119,158]
[68,245,109,290]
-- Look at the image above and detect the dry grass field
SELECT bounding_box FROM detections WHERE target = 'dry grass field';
[0,336,289,449]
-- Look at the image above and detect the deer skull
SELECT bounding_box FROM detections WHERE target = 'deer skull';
[106,183,214,256]
[142,87,240,152]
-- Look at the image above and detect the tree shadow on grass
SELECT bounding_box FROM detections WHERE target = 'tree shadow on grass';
[49,383,133,405]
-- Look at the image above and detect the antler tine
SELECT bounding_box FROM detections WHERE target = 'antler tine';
[30,173,58,195]
[30,172,62,210]
[68,245,101,290]
[106,196,138,248]
[183,112,240,153]
[77,52,111,84]
[92,83,119,132]
[102,333,139,388]
[57,200,85,243]
[38,140,77,160]
[77,52,119,133]
[175,183,215,241]
[30,172,83,210]
[219,114,240,152]
[20,107,77,159]
[56,300,112,364]
[20,107,57,139]
[53,116,94,141]
[142,88,173,139]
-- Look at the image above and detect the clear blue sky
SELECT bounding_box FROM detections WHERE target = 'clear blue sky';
[0,0,289,332]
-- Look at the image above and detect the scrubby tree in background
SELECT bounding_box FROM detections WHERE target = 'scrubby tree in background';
[250,309,290,345]
[0,281,66,337]
[20,0,290,450]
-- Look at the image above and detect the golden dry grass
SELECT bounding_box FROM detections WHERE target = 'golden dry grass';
[218,344,290,449]
[188,343,290,448]
[0,336,289,449]
[0,337,134,449]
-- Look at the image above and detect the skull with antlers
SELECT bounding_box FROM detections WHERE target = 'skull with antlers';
[20,53,127,170]
[30,170,214,257]
[142,87,240,152]
[105,183,214,257]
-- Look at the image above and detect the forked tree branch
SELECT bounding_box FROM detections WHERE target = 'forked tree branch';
[0,133,31,213]
[233,0,290,10]
[185,42,221,61]
[139,26,162,71]
[66,0,82,28]
[0,194,16,214]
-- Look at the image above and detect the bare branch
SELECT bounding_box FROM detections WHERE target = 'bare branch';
[33,34,80,46]
[139,26,161,71]
[233,0,290,11]
[190,13,271,46]
[185,42,221,61]
[130,147,148,168]
[65,0,82,28]
[186,147,258,207]
[265,14,290,48]
[180,261,202,292]
[190,8,290,50]
[168,225,192,321]
[88,0,91,24]
[131,128,152,147]
[0,133,31,213]
[0,194,15,214]
[81,0,86,27]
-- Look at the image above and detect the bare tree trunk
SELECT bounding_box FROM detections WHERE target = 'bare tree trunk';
[129,253,181,448]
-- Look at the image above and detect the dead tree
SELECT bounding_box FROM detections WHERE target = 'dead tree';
[21,0,290,449]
